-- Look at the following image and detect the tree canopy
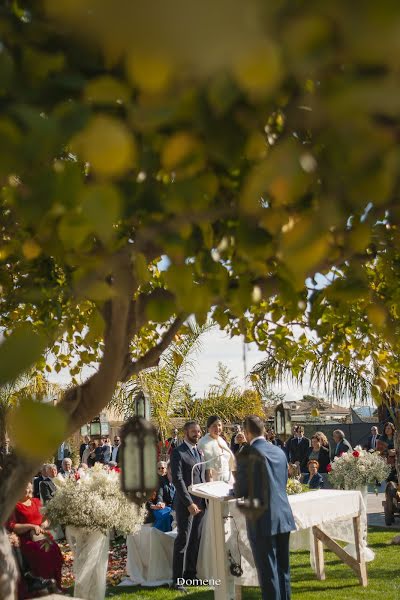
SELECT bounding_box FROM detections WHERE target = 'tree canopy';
[2,0,400,517]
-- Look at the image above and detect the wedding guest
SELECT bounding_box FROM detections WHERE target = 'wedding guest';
[230,424,241,454]
[197,415,235,482]
[377,422,396,478]
[171,420,206,591]
[234,431,248,454]
[235,415,295,600]
[86,441,101,467]
[265,427,285,450]
[157,462,176,507]
[302,460,324,489]
[288,463,301,480]
[332,429,352,458]
[315,430,331,455]
[364,426,380,451]
[82,441,95,466]
[55,441,70,470]
[287,425,310,467]
[302,433,330,473]
[101,437,112,463]
[7,482,63,591]
[32,464,47,499]
[167,428,180,454]
[59,457,74,478]
[79,435,91,461]
[39,464,58,505]
[111,435,121,465]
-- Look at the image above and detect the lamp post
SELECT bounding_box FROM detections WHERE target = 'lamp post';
[120,416,158,505]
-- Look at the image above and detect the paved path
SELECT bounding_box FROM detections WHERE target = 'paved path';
[367,491,400,529]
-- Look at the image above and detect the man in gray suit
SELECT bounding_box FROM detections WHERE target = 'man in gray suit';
[235,415,295,600]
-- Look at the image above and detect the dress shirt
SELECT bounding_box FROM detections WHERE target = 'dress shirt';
[111,445,120,462]
[371,435,377,449]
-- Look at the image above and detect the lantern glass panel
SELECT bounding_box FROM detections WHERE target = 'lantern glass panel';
[90,422,101,436]
[143,433,158,490]
[80,424,89,436]
[123,432,141,490]
[136,396,145,418]
[101,422,110,436]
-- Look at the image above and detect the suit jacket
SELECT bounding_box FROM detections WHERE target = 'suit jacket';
[332,438,352,459]
[303,446,330,473]
[157,475,176,506]
[303,472,324,489]
[288,436,310,465]
[235,438,295,536]
[170,442,206,510]
[110,445,120,465]
[33,475,44,499]
[39,478,57,505]
[364,434,380,451]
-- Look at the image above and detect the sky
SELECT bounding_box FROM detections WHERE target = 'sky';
[187,327,305,400]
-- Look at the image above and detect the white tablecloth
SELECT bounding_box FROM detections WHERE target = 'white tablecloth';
[123,525,177,587]
[198,488,367,586]
[122,489,367,588]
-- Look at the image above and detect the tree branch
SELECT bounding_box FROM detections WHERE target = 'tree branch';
[121,314,186,381]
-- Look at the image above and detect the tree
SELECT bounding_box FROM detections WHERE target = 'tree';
[176,363,265,424]
[2,0,400,558]
[110,321,212,439]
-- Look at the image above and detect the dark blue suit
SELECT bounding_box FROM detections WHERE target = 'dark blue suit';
[235,438,295,600]
[170,442,206,583]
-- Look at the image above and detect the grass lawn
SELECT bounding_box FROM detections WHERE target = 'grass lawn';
[104,528,399,600]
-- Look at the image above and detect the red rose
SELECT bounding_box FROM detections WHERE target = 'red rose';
[339,452,344,457]
[326,464,332,473]
[352,450,360,458]
[165,440,170,447]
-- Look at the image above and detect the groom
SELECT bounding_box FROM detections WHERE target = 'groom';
[170,420,206,591]
[235,415,295,600]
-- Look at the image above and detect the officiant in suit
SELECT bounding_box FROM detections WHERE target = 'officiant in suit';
[235,415,295,600]
[287,425,310,466]
[170,420,206,590]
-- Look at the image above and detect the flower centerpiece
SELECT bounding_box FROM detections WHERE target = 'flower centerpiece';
[43,463,146,534]
[286,478,307,495]
[328,447,390,490]
[43,464,146,600]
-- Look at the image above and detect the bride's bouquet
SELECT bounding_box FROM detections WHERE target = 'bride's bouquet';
[328,446,390,490]
[43,464,146,534]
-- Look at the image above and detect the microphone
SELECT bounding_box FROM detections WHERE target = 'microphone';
[191,453,224,487]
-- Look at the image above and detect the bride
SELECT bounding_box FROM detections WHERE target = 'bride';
[197,415,235,483]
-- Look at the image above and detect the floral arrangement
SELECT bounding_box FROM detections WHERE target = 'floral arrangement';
[286,478,304,495]
[328,446,391,490]
[43,464,146,534]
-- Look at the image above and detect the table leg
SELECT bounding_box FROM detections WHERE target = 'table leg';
[352,516,367,587]
[234,585,242,600]
[312,528,325,580]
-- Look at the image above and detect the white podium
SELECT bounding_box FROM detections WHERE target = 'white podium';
[189,481,239,600]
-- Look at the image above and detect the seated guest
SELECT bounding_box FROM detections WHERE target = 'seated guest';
[234,431,248,455]
[32,464,47,499]
[302,433,330,473]
[39,464,58,505]
[7,482,63,591]
[265,428,285,450]
[288,463,301,480]
[59,457,75,479]
[302,460,324,489]
[332,429,352,459]
[144,490,158,524]
[157,462,176,507]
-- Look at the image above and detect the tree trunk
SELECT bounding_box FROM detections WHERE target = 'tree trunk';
[0,527,18,600]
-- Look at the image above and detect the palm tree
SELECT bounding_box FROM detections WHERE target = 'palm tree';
[251,350,400,483]
[110,320,213,440]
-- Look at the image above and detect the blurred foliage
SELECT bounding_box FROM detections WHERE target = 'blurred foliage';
[1,0,400,450]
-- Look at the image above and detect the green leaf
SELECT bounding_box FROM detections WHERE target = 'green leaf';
[80,184,122,243]
[0,327,47,386]
[8,399,68,460]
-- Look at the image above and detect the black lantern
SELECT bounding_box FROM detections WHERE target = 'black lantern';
[236,446,268,521]
[81,414,110,438]
[120,416,158,505]
[274,402,292,442]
